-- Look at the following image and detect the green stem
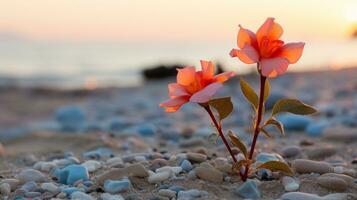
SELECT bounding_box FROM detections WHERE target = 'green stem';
[203,105,244,179]
[242,74,267,181]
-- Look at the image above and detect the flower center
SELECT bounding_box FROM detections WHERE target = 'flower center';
[259,37,284,58]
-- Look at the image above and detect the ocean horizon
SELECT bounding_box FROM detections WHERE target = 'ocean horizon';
[1,38,357,89]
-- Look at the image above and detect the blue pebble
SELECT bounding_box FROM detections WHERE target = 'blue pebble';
[234,180,261,199]
[136,124,156,137]
[83,147,113,159]
[104,179,131,194]
[20,181,38,192]
[180,159,193,172]
[13,196,26,200]
[108,118,130,133]
[305,121,329,136]
[62,187,81,196]
[256,152,283,163]
[54,105,86,132]
[158,184,171,190]
[57,164,89,185]
[277,114,311,131]
[168,185,185,193]
[177,189,203,199]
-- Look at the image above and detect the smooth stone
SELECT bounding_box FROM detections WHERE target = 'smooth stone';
[71,191,94,200]
[20,181,38,192]
[33,161,56,172]
[62,187,81,196]
[186,153,207,163]
[233,179,261,199]
[148,171,171,184]
[256,152,284,163]
[96,163,149,185]
[180,159,193,172]
[81,160,101,172]
[179,138,205,148]
[280,192,356,200]
[57,164,89,185]
[306,121,329,136]
[0,183,11,196]
[281,146,301,158]
[54,105,85,132]
[195,166,223,183]
[306,146,336,159]
[151,158,169,170]
[177,189,204,199]
[323,127,357,143]
[158,189,176,198]
[320,173,354,183]
[277,114,311,131]
[282,176,299,192]
[104,179,131,194]
[41,182,60,193]
[106,157,124,168]
[100,193,125,200]
[24,191,41,198]
[292,159,333,174]
[168,185,185,193]
[156,166,182,175]
[1,178,20,191]
[16,169,46,183]
[83,147,113,159]
[317,176,348,191]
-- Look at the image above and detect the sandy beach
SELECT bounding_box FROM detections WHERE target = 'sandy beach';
[0,68,356,199]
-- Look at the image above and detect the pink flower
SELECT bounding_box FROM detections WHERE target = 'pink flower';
[230,17,305,78]
[160,60,235,112]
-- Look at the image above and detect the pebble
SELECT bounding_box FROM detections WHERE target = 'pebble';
[97,163,149,185]
[256,152,284,163]
[177,189,205,200]
[71,191,94,200]
[306,146,336,159]
[180,159,193,172]
[186,153,207,163]
[317,176,348,191]
[41,182,60,193]
[81,160,101,172]
[151,158,169,170]
[100,193,125,200]
[281,146,301,158]
[83,147,113,160]
[33,161,56,172]
[277,114,311,131]
[305,121,329,136]
[0,183,11,196]
[158,189,176,198]
[282,176,299,192]
[104,179,131,194]
[106,157,124,168]
[54,105,86,132]
[62,187,81,196]
[148,171,172,183]
[279,192,355,200]
[57,164,89,185]
[1,178,20,191]
[195,166,223,183]
[16,169,46,183]
[233,179,261,199]
[292,159,333,174]
[24,191,41,198]
[323,127,357,143]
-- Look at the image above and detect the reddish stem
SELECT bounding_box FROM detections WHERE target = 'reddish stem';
[242,74,267,181]
[203,105,244,179]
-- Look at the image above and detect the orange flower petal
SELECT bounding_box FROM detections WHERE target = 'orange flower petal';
[200,60,214,80]
[177,67,196,86]
[214,71,235,83]
[168,83,189,97]
[276,42,305,64]
[230,45,259,64]
[260,57,289,78]
[237,25,257,49]
[190,82,223,103]
[256,18,283,44]
[160,96,189,112]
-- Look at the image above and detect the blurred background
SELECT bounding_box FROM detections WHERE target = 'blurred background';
[1,0,357,88]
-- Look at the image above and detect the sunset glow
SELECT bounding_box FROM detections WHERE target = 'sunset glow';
[0,0,355,42]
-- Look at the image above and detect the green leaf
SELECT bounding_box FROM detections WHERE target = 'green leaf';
[228,130,248,158]
[263,117,285,136]
[263,79,270,102]
[208,97,233,121]
[240,79,258,109]
[271,98,317,116]
[260,128,272,138]
[256,160,293,175]
[208,133,219,144]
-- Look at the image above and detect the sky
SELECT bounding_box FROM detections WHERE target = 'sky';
[1,0,357,42]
